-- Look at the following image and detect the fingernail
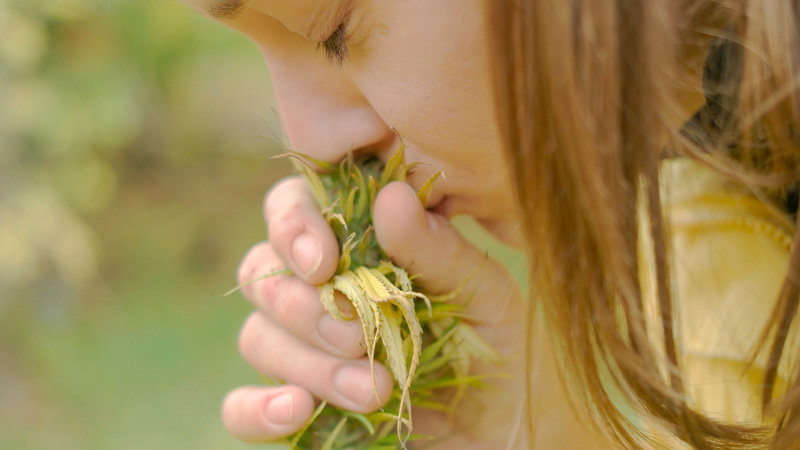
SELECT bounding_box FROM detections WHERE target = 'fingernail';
[317,313,362,356]
[265,393,294,425]
[334,365,377,407]
[291,232,322,278]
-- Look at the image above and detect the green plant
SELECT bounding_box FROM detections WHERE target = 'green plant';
[273,144,502,449]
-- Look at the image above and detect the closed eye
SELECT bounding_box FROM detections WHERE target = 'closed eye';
[319,24,349,66]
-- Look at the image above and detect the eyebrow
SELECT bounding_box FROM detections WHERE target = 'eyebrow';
[204,0,247,19]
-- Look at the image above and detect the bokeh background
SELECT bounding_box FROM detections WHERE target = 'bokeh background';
[1,0,289,448]
[0,1,527,449]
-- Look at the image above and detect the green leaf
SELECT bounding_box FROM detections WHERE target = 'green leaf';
[368,175,378,217]
[416,351,459,377]
[350,162,369,219]
[321,417,348,450]
[415,373,503,390]
[357,225,373,263]
[419,325,458,365]
[410,399,454,413]
[341,411,375,435]
[273,149,337,172]
[289,400,328,449]
[221,269,291,297]
[379,142,406,187]
[343,185,358,224]
[457,323,504,364]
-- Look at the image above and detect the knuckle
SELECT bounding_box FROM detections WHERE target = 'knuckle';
[238,313,265,364]
[272,282,315,326]
[236,242,271,287]
[264,176,307,221]
[251,271,285,312]
[267,203,306,245]
[237,244,287,306]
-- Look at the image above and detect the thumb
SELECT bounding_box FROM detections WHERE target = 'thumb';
[373,182,481,295]
[373,182,523,330]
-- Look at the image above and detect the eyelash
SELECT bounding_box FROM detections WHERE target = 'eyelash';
[319,24,349,66]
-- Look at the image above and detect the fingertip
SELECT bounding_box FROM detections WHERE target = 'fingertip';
[235,242,279,296]
[291,232,322,276]
[222,386,315,443]
[291,229,338,285]
[374,182,495,296]
[374,182,428,245]
[265,177,339,285]
[374,182,448,266]
[375,181,423,216]
[332,361,395,413]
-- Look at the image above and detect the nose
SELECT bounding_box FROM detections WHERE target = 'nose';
[259,48,396,165]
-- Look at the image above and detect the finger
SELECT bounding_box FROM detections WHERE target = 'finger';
[374,183,528,446]
[237,242,364,358]
[265,176,339,285]
[221,385,315,442]
[373,182,522,326]
[239,312,394,413]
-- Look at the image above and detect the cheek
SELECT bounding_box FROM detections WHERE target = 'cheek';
[351,19,498,165]
[367,76,501,176]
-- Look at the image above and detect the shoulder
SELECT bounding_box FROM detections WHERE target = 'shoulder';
[657,158,794,421]
[661,159,792,361]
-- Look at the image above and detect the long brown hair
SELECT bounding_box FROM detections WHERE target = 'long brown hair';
[488,0,800,448]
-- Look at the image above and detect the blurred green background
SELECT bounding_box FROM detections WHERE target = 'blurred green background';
[0,1,529,449]
[0,0,291,448]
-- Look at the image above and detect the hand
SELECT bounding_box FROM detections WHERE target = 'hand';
[221,177,528,448]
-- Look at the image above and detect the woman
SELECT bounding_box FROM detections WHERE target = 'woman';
[186,0,800,447]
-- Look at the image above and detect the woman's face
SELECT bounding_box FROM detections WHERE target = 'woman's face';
[187,0,519,243]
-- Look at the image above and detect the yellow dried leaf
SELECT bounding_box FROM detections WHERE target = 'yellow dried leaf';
[273,153,331,210]
[376,302,409,428]
[354,266,394,300]
[334,272,384,404]
[376,302,407,382]
[333,273,377,351]
[319,282,352,321]
[417,170,444,209]
[337,232,357,274]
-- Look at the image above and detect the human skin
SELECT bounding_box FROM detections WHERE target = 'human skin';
[185,0,520,239]
[183,0,605,447]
